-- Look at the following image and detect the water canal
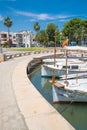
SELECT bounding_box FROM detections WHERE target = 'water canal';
[29,66,87,130]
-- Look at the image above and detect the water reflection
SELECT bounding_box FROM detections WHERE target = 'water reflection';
[29,67,87,130]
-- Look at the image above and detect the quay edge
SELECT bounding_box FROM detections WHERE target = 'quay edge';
[12,54,75,130]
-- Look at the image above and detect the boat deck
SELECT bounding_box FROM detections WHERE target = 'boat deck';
[54,78,87,94]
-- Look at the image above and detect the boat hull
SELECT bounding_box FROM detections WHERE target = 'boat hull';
[52,86,87,103]
[41,64,87,78]
[41,64,61,77]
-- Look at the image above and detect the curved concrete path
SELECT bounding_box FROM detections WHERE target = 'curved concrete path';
[0,53,75,130]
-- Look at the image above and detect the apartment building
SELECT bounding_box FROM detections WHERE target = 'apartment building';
[0,30,34,47]
[16,30,33,47]
[0,32,10,44]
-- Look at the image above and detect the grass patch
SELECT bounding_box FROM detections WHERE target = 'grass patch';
[7,47,49,51]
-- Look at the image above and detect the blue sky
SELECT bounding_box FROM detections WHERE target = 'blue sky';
[0,0,87,33]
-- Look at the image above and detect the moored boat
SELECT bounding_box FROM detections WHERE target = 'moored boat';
[41,46,87,78]
[41,60,87,78]
[52,78,87,103]
[52,46,87,103]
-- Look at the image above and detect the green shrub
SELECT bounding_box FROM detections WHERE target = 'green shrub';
[3,42,9,48]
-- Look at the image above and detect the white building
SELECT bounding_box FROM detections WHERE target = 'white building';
[0,31,10,44]
[16,30,34,47]
[0,30,34,47]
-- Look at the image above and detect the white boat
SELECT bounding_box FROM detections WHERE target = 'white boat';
[52,78,87,103]
[41,59,87,78]
[49,46,87,103]
[43,58,65,64]
[41,45,87,78]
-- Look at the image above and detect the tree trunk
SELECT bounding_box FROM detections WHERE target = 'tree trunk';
[8,27,10,42]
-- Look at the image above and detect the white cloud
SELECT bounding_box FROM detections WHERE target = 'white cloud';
[15,10,71,21]
[29,19,36,22]
[0,0,16,1]
[37,14,54,20]
[56,15,69,19]
[0,15,3,21]
[58,19,69,22]
[15,11,53,20]
[16,11,35,17]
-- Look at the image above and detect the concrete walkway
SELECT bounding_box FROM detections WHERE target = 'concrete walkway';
[0,56,30,130]
[0,53,75,130]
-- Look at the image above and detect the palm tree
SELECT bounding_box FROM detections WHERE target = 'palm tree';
[34,22,40,33]
[4,17,12,44]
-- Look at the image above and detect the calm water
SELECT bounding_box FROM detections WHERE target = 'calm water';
[29,66,87,130]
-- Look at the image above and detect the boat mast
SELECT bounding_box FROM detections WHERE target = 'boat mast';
[66,50,68,81]
[52,30,57,84]
[54,31,57,67]
[65,48,69,86]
